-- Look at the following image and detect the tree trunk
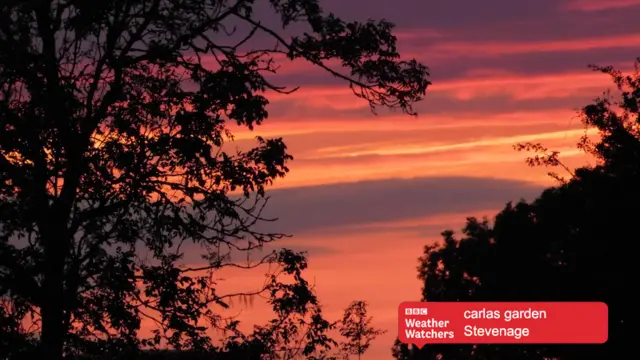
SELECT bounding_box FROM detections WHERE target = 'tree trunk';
[40,225,67,360]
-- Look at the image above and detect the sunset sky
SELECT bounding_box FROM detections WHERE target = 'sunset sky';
[186,1,640,358]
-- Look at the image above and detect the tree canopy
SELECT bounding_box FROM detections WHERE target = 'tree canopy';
[392,61,634,360]
[0,1,430,359]
[338,301,386,360]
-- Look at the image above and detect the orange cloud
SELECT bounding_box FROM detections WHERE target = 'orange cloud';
[223,106,595,190]
[310,128,586,158]
[335,211,495,232]
[247,108,582,132]
[274,147,588,190]
[263,70,618,112]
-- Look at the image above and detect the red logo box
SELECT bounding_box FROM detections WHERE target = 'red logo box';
[398,302,607,346]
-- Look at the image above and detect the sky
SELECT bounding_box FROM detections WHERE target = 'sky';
[180,0,640,359]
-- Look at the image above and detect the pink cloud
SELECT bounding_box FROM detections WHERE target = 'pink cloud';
[562,0,640,11]
[425,33,640,58]
[435,71,615,101]
[394,28,446,40]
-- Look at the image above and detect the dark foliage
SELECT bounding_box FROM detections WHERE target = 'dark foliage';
[0,1,430,359]
[392,60,636,360]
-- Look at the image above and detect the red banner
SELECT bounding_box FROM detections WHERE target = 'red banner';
[398,302,607,346]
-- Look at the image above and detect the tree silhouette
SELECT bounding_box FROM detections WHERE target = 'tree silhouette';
[392,60,635,360]
[338,301,386,360]
[0,1,430,359]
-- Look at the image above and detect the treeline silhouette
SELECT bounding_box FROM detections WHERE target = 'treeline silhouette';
[392,63,632,360]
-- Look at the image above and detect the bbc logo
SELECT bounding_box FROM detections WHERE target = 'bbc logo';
[405,308,428,315]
